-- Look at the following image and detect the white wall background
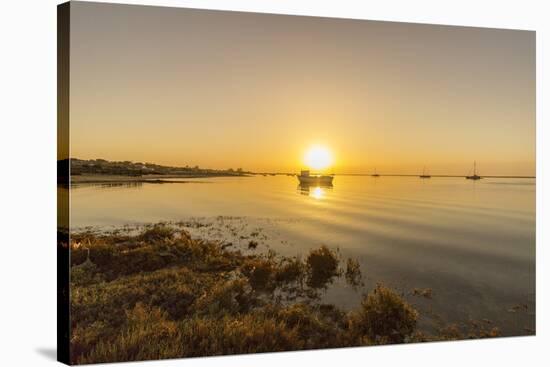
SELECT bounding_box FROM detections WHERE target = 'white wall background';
[0,0,547,366]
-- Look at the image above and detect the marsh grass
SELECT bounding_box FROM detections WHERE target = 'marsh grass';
[345,258,363,287]
[347,284,418,344]
[69,223,500,364]
[305,245,341,288]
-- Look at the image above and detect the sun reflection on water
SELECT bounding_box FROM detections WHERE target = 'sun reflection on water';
[298,184,331,200]
[311,186,325,200]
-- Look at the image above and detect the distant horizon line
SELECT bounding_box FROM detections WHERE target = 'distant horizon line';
[62,158,535,178]
[259,172,536,179]
[328,173,536,179]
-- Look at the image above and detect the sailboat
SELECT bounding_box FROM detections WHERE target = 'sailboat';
[419,166,431,179]
[372,168,380,177]
[466,161,482,180]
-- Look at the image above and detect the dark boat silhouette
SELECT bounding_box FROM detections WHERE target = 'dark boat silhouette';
[372,168,380,177]
[466,161,482,180]
[419,166,431,179]
[297,170,334,185]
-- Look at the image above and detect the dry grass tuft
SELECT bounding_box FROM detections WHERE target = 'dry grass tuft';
[306,246,340,288]
[345,258,363,287]
[348,284,418,344]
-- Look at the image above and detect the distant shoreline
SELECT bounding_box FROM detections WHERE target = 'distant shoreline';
[60,159,535,180]
[68,173,535,185]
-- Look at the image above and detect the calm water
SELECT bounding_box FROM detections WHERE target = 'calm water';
[68,175,536,335]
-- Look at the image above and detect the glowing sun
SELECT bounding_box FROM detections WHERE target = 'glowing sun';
[304,145,333,170]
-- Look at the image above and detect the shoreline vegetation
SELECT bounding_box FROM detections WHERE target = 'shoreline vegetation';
[66,223,502,364]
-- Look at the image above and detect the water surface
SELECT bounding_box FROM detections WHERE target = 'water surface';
[69,175,536,335]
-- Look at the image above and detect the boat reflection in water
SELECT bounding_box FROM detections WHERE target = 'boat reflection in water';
[297,170,334,199]
[298,182,333,199]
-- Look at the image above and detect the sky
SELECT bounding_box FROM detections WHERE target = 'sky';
[69,2,535,175]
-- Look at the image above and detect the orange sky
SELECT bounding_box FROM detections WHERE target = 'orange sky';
[69,3,535,176]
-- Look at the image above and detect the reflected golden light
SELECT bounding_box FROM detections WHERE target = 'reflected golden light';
[311,186,325,200]
[304,145,333,170]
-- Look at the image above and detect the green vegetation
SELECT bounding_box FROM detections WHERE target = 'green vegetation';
[70,224,500,364]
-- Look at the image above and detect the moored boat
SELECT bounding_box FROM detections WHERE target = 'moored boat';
[419,166,431,179]
[466,161,482,180]
[297,170,334,185]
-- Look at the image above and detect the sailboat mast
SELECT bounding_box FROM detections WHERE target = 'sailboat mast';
[474,161,477,176]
